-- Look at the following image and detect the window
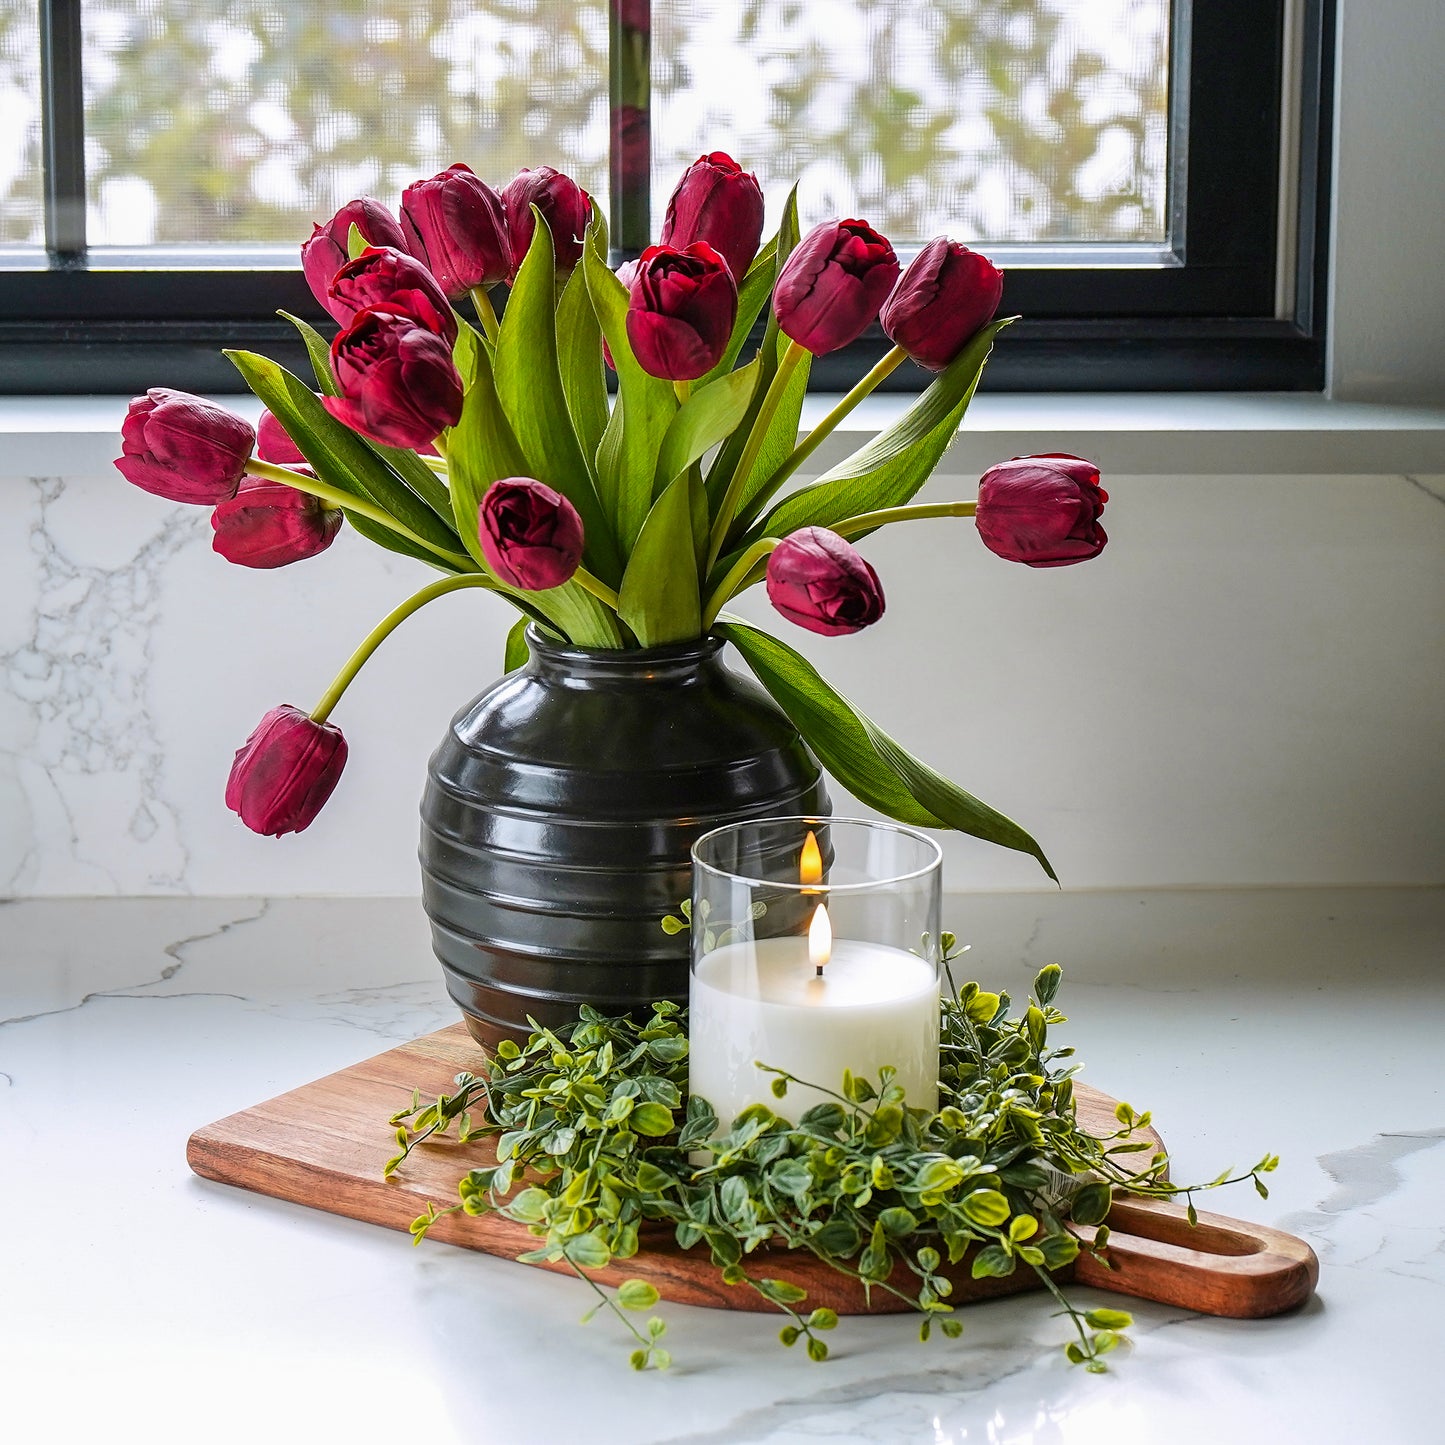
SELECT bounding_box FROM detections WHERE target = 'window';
[0,0,1332,394]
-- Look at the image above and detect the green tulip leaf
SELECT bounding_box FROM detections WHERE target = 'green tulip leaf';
[698,233,779,387]
[584,207,679,552]
[496,207,622,585]
[706,185,807,516]
[278,310,340,396]
[556,258,610,479]
[503,616,531,672]
[618,473,703,646]
[716,619,1056,881]
[225,349,469,573]
[748,318,1012,543]
[655,357,761,493]
[346,222,368,261]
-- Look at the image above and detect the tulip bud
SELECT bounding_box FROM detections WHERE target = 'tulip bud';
[881,238,1004,372]
[625,243,738,382]
[774,219,900,355]
[302,198,409,321]
[660,152,765,283]
[400,164,512,298]
[501,166,591,278]
[256,409,306,466]
[328,245,457,343]
[975,454,1109,568]
[115,389,255,504]
[323,308,464,450]
[765,527,886,636]
[226,705,348,837]
[211,478,343,570]
[479,477,585,591]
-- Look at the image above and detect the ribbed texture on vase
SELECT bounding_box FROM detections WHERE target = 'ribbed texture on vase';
[419,630,829,1044]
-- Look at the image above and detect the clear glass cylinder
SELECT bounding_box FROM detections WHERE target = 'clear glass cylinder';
[688,816,943,1127]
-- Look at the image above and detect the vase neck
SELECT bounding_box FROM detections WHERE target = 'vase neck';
[524,626,724,685]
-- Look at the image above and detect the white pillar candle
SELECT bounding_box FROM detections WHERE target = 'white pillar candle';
[688,935,940,1128]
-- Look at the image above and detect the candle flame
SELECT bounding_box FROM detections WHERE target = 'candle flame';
[808,901,832,973]
[799,829,823,887]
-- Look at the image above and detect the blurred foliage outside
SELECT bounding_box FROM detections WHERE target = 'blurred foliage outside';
[0,0,1168,251]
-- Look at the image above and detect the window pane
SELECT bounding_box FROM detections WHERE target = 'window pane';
[0,0,43,245]
[81,0,609,248]
[654,0,1171,247]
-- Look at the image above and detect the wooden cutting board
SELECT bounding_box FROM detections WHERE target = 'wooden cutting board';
[188,1023,1316,1318]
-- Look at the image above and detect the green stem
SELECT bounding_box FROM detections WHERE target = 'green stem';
[674,379,692,405]
[244,460,476,573]
[310,575,500,724]
[570,566,621,611]
[420,454,449,474]
[471,286,501,344]
[701,538,780,629]
[829,501,977,540]
[706,339,807,575]
[734,344,908,535]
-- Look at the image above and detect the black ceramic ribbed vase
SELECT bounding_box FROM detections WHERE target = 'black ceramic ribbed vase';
[419,626,830,1047]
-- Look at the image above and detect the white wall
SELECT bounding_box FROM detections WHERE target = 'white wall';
[4,463,1441,896]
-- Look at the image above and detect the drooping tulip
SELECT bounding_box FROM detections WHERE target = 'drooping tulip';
[501,167,592,277]
[328,245,457,343]
[624,243,737,381]
[115,389,254,504]
[255,409,306,467]
[301,198,409,321]
[659,152,765,283]
[399,164,512,298]
[975,455,1109,568]
[765,527,886,636]
[881,239,1004,371]
[773,219,900,355]
[211,478,342,569]
[478,477,585,591]
[323,308,464,450]
[225,705,348,837]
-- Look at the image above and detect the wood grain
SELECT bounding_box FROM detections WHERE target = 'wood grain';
[187,1023,1316,1318]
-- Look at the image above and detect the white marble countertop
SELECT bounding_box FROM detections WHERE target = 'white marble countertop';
[4,888,1443,1445]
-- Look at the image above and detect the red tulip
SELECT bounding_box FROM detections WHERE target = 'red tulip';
[400,164,512,298]
[323,308,464,450]
[479,477,584,591]
[975,455,1109,568]
[611,0,649,31]
[765,527,886,636]
[625,243,737,381]
[302,198,409,321]
[881,239,1004,371]
[226,705,348,837]
[256,409,306,466]
[501,167,591,277]
[328,245,457,343]
[774,219,900,355]
[115,389,254,504]
[211,477,342,569]
[659,152,765,283]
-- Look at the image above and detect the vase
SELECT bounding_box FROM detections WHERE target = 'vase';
[419,626,830,1047]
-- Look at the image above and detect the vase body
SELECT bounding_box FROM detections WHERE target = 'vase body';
[419,629,830,1046]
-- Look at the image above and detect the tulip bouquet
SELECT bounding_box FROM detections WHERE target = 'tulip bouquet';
[116,154,1107,872]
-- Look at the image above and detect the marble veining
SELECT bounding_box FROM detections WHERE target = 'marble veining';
[3,891,1443,1444]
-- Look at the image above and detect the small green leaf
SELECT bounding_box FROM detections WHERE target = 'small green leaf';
[1084,1308,1134,1330]
[617,1279,660,1311]
[758,1277,808,1305]
[940,1318,964,1339]
[807,1307,838,1331]
[629,1102,675,1137]
[960,1189,1012,1228]
[970,1244,1016,1279]
[1070,1182,1113,1227]
[566,1232,612,1270]
[778,1325,800,1347]
[805,1336,829,1363]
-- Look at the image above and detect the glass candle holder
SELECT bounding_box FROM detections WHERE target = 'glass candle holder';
[688,816,943,1128]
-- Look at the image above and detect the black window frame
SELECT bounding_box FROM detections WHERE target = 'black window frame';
[0,0,1333,395]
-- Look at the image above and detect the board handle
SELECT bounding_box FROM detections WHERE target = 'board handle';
[1068,1195,1318,1319]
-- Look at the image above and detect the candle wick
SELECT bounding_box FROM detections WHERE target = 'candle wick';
[815,965,824,978]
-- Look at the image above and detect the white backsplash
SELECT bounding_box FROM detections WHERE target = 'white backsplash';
[3,467,1443,896]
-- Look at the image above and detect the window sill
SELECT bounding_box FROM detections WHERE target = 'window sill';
[2,391,1442,481]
